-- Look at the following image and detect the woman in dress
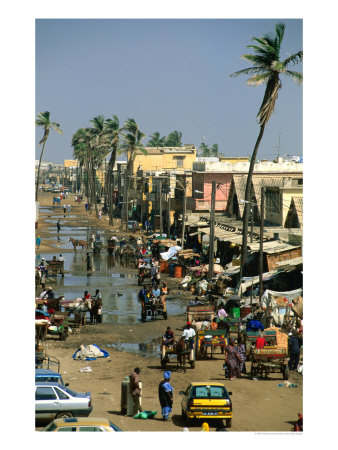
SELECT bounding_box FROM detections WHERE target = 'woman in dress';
[224,339,241,380]
[234,337,247,375]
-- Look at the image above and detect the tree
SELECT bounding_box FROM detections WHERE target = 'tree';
[210,143,219,157]
[120,118,146,229]
[104,115,121,224]
[164,130,182,147]
[147,131,166,147]
[199,142,210,157]
[230,23,302,281]
[35,111,63,201]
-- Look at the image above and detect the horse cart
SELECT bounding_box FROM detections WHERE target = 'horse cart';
[35,311,69,341]
[107,239,116,255]
[250,327,289,380]
[93,240,102,254]
[196,330,228,359]
[138,266,152,286]
[160,337,196,372]
[46,259,64,277]
[186,305,215,324]
[141,298,167,322]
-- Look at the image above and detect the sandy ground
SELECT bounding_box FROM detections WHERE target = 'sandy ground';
[35,192,303,432]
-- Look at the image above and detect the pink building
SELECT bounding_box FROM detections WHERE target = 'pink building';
[189,172,233,211]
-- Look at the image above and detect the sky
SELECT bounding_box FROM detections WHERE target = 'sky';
[35,18,303,163]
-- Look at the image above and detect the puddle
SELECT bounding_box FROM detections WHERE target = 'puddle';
[107,339,161,357]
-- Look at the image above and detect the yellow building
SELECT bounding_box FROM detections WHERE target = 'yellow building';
[64,159,78,168]
[133,145,196,173]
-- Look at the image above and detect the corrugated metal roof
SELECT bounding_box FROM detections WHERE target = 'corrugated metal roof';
[275,256,303,268]
[196,226,254,245]
[247,240,300,253]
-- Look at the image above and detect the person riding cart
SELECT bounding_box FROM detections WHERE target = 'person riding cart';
[182,322,196,351]
[162,327,175,346]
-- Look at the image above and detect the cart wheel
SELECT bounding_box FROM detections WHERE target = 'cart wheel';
[56,411,73,419]
[283,364,289,380]
[225,418,232,428]
[190,361,195,369]
[60,331,68,341]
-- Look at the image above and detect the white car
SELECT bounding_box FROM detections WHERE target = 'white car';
[35,382,92,421]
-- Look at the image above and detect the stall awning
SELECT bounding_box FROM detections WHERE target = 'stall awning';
[196,226,256,245]
[275,256,303,269]
[247,240,300,253]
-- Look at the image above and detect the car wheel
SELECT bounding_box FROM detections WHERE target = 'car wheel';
[56,411,73,419]
[225,418,232,428]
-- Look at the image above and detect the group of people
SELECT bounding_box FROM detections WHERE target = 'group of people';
[138,282,168,311]
[129,368,173,422]
[82,289,103,324]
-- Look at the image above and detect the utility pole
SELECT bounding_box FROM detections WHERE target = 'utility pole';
[124,171,128,232]
[181,176,187,250]
[140,174,144,227]
[250,205,254,243]
[159,178,163,234]
[259,186,265,300]
[208,181,216,279]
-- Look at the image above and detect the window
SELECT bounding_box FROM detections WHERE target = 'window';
[55,387,70,400]
[78,426,103,432]
[36,387,57,400]
[190,385,228,399]
[174,156,185,168]
[57,427,76,432]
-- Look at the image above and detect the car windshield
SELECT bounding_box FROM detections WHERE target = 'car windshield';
[109,421,122,431]
[42,422,57,431]
[190,385,229,399]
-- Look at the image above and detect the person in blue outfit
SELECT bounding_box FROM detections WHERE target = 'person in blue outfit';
[246,319,264,332]
[158,371,173,421]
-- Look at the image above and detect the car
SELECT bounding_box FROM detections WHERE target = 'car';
[35,369,69,386]
[41,417,122,432]
[179,382,233,428]
[35,382,92,421]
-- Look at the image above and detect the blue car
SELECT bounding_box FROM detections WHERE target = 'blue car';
[35,369,69,386]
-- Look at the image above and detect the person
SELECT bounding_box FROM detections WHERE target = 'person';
[210,318,218,330]
[67,203,71,213]
[152,284,161,304]
[288,330,302,371]
[224,340,241,381]
[150,265,158,287]
[56,220,61,233]
[83,290,91,301]
[63,203,67,214]
[247,319,264,332]
[234,337,247,375]
[255,331,267,349]
[39,258,48,277]
[42,287,54,300]
[129,368,142,416]
[160,282,168,304]
[182,322,196,351]
[158,371,173,421]
[162,327,175,346]
[85,202,88,212]
[98,209,102,220]
[36,235,41,249]
[138,285,148,303]
[58,254,64,262]
[91,289,102,324]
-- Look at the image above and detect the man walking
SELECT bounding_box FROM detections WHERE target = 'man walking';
[129,367,142,416]
[67,203,71,213]
[56,220,61,233]
[158,371,173,421]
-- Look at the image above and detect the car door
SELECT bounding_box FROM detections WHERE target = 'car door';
[35,386,60,420]
[182,385,191,412]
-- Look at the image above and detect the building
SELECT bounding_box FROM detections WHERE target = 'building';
[133,145,197,173]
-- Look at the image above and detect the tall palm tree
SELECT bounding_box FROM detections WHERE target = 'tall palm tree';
[120,118,146,229]
[165,130,182,147]
[147,131,166,147]
[35,111,63,201]
[199,142,210,157]
[104,115,120,224]
[230,22,302,280]
[210,143,219,157]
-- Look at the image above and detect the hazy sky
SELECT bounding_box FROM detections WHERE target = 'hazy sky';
[35,18,303,163]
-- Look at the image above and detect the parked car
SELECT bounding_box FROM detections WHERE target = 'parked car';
[179,382,233,428]
[35,382,92,421]
[35,369,69,386]
[42,417,122,432]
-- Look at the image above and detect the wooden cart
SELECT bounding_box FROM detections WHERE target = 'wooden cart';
[46,259,64,277]
[186,305,215,324]
[196,330,228,359]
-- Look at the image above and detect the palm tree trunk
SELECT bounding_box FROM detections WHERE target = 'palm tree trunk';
[238,124,266,286]
[35,141,46,201]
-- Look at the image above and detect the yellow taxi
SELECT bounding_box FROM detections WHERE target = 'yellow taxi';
[41,417,122,432]
[179,382,233,428]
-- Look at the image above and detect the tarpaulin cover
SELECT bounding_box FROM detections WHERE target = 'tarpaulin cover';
[160,246,182,261]
[72,344,110,361]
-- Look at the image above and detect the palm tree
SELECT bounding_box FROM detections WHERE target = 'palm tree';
[120,118,146,229]
[35,111,63,201]
[104,115,120,224]
[147,131,166,147]
[230,22,302,280]
[199,142,210,157]
[165,130,182,147]
[210,143,219,157]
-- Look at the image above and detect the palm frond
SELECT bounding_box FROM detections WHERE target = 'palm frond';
[247,72,272,86]
[283,70,303,84]
[230,66,266,78]
[282,51,303,67]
